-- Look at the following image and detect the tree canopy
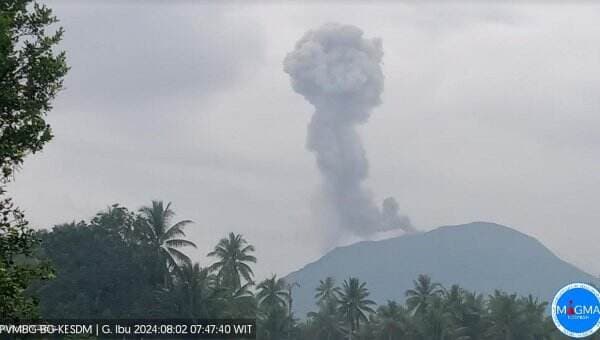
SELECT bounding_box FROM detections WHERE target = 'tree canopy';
[0,0,68,178]
[0,0,67,318]
[22,200,585,340]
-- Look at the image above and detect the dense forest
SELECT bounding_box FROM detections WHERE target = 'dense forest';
[0,1,598,339]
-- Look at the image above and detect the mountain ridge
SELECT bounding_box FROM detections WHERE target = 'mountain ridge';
[285,221,597,317]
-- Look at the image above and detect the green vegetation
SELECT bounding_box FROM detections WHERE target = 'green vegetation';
[20,201,592,339]
[0,0,68,179]
[209,232,256,290]
[0,0,67,317]
[299,275,577,340]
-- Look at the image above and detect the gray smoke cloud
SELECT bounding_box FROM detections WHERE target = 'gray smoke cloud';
[284,23,414,235]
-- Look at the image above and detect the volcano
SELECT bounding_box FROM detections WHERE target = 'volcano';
[285,222,597,317]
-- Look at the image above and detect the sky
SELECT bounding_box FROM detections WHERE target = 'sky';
[10,1,600,279]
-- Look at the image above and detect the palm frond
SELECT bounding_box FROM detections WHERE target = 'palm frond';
[167,247,192,266]
[166,239,197,249]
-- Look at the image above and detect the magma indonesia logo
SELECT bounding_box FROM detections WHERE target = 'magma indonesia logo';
[552,283,600,338]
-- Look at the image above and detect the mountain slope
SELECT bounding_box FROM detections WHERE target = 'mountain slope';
[285,222,597,317]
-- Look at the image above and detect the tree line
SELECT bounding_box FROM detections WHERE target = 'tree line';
[23,201,594,340]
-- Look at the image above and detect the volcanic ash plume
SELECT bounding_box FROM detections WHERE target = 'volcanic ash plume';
[284,23,414,235]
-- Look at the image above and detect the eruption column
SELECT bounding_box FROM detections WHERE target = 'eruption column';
[284,23,413,235]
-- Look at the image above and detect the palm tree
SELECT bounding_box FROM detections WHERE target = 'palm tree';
[457,290,487,339]
[442,284,470,337]
[208,233,256,290]
[174,262,216,318]
[259,304,292,340]
[443,284,464,310]
[520,294,549,339]
[417,295,456,340]
[214,282,257,318]
[138,201,196,286]
[355,315,378,340]
[256,275,293,340]
[257,275,289,310]
[376,301,407,340]
[286,281,300,317]
[337,277,376,340]
[256,275,294,339]
[486,290,524,340]
[307,298,343,340]
[315,277,339,305]
[405,274,443,316]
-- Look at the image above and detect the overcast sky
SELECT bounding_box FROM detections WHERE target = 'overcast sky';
[10,1,600,279]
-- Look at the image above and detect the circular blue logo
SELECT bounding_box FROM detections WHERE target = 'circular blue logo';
[552,283,600,338]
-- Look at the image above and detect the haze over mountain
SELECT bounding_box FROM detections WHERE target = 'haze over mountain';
[285,222,598,317]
